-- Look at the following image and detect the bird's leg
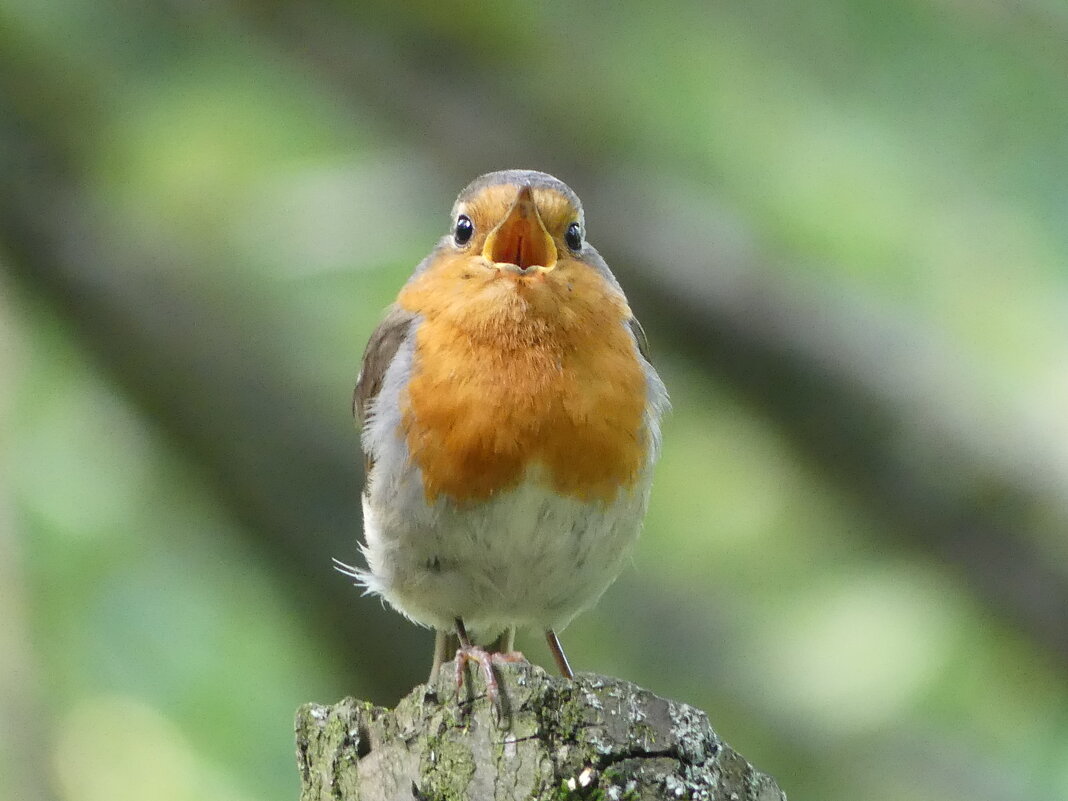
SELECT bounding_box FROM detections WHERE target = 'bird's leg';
[453,617,501,701]
[430,629,460,683]
[486,625,526,665]
[487,626,514,654]
[545,629,574,679]
[431,629,447,682]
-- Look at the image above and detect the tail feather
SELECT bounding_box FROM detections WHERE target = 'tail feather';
[332,557,377,596]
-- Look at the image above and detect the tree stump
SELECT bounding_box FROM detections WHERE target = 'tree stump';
[295,660,786,800]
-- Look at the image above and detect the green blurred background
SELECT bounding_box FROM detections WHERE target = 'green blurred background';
[2,1,1068,799]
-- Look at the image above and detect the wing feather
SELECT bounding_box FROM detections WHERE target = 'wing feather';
[353,306,416,473]
[628,316,652,363]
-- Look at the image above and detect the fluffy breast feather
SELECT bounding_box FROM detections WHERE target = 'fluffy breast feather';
[397,255,649,505]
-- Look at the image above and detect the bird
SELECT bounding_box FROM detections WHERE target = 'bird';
[341,169,668,695]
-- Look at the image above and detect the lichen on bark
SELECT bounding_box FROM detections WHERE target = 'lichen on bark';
[295,661,785,801]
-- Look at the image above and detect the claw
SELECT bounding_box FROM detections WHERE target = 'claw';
[451,618,529,703]
[454,646,529,703]
[455,643,500,701]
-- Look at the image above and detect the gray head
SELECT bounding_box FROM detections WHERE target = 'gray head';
[451,170,584,229]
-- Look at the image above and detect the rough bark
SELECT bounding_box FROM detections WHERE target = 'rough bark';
[296,661,785,801]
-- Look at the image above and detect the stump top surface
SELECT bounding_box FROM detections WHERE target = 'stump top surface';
[296,661,786,801]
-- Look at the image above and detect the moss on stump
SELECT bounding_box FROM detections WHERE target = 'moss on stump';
[296,661,785,801]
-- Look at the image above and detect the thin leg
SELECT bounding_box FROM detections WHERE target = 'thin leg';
[545,629,574,679]
[430,629,458,682]
[455,617,473,648]
[487,626,516,654]
[453,617,501,700]
[487,625,527,670]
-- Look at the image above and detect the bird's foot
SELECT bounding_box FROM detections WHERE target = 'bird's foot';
[491,650,527,665]
[453,647,527,703]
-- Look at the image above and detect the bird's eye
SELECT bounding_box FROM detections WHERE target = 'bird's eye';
[565,222,583,252]
[454,214,474,246]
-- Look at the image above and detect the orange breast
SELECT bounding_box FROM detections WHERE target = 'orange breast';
[397,253,647,505]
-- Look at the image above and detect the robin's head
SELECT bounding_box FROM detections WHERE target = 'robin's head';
[446,170,586,276]
[400,170,626,327]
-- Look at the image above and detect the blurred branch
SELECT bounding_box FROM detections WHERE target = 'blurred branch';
[0,284,56,801]
[0,101,426,703]
[226,2,1068,661]
[1,0,1067,701]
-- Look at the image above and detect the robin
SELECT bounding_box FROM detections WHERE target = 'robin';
[340,169,667,695]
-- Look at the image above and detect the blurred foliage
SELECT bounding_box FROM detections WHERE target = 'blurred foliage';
[2,1,1068,801]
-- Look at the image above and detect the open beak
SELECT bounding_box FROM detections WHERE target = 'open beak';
[482,186,557,272]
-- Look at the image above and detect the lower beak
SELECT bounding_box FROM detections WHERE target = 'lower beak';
[482,186,557,272]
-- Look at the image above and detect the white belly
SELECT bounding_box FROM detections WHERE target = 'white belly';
[358,466,651,639]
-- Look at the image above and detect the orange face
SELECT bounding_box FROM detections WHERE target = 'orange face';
[461,183,572,273]
[397,182,648,505]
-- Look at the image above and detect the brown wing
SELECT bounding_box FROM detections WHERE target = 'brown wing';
[628,316,652,363]
[353,306,416,472]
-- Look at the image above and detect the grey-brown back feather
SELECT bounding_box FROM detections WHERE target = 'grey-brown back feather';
[353,306,417,472]
[628,316,652,364]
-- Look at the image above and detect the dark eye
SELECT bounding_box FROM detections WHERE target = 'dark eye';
[565,222,583,252]
[454,214,474,246]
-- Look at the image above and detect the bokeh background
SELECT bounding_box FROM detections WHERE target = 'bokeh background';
[3,1,1068,799]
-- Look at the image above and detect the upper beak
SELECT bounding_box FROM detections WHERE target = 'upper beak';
[482,186,557,272]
